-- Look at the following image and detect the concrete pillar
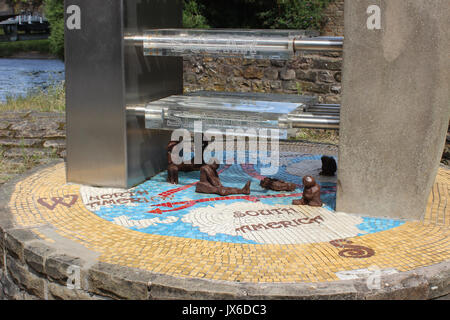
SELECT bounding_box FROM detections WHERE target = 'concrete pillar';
[337,0,450,220]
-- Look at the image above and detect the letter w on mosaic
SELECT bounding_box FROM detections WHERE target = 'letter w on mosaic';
[38,195,79,210]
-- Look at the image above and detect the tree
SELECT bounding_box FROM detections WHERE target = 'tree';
[43,0,64,59]
[183,0,209,28]
[259,0,332,30]
[194,0,332,30]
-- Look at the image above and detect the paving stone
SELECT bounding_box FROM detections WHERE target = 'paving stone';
[28,112,64,120]
[0,112,31,120]
[10,119,59,132]
[0,122,11,130]
[3,148,50,159]
[0,139,42,148]
[43,140,66,149]
[0,130,14,138]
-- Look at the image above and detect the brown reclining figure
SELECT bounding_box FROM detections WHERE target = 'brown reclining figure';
[260,177,297,192]
[292,176,323,207]
[167,140,208,184]
[196,161,251,196]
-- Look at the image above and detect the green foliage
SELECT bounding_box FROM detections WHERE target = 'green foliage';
[183,0,210,28]
[194,0,332,30]
[259,0,332,30]
[0,39,50,57]
[43,0,64,59]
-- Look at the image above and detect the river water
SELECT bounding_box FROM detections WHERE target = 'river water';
[0,58,65,103]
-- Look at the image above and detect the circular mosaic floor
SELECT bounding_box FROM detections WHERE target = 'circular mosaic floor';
[6,150,450,284]
[79,153,403,245]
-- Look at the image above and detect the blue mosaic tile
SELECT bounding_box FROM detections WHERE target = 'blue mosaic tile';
[84,152,404,244]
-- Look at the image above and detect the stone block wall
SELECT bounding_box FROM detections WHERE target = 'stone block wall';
[322,0,345,36]
[0,112,66,162]
[183,52,343,104]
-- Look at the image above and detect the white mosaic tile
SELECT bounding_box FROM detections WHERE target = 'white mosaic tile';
[182,202,364,244]
[80,185,141,209]
[112,215,179,229]
[335,267,399,280]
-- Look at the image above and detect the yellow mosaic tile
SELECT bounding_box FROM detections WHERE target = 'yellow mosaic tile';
[7,163,450,283]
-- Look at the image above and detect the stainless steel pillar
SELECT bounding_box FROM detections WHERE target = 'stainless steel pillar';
[65,0,183,188]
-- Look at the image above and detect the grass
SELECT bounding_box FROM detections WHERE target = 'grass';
[0,143,60,185]
[0,145,34,184]
[0,84,65,112]
[0,84,64,185]
[0,39,51,57]
[292,128,340,145]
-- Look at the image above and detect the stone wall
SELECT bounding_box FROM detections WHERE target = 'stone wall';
[183,52,343,104]
[322,0,345,36]
[0,111,66,162]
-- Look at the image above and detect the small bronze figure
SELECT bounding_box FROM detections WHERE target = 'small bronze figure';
[167,140,208,184]
[260,177,297,192]
[292,176,323,207]
[196,161,251,196]
[320,156,337,176]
